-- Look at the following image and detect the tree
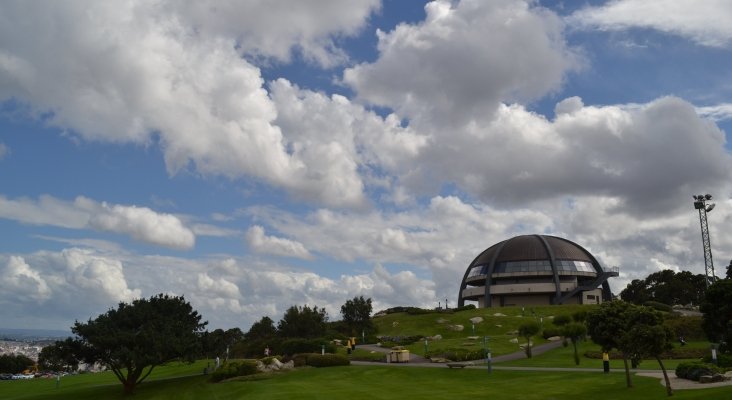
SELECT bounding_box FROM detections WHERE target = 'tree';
[619,306,674,397]
[587,301,635,388]
[245,316,277,341]
[562,322,587,366]
[0,354,34,373]
[620,269,706,306]
[38,338,81,372]
[340,296,374,337]
[518,321,540,358]
[72,294,206,395]
[201,328,243,359]
[277,305,328,339]
[700,279,732,352]
[726,259,732,280]
[620,279,650,304]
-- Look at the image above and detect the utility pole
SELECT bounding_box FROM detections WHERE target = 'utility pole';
[693,194,717,287]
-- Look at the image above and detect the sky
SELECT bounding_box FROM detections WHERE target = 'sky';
[1,0,732,332]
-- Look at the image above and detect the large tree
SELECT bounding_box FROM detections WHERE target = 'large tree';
[245,316,277,341]
[277,305,328,339]
[620,269,706,306]
[340,296,374,337]
[700,279,732,352]
[518,321,540,358]
[38,337,81,372]
[72,294,206,395]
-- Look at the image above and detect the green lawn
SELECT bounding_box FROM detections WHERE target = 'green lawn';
[2,364,729,400]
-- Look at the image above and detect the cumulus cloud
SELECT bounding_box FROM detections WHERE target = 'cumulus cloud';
[343,0,580,125]
[246,225,312,260]
[569,0,732,47]
[0,195,195,249]
[697,103,732,122]
[1,256,51,303]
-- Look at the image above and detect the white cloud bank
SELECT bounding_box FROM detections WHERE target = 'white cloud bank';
[569,0,732,47]
[245,225,313,260]
[0,195,195,249]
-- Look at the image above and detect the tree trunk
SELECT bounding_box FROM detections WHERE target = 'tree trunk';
[122,379,136,395]
[622,355,633,388]
[572,341,579,365]
[655,356,673,397]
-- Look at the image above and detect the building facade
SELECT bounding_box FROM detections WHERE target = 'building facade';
[458,235,618,308]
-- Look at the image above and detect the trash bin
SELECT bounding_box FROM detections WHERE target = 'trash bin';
[389,349,409,363]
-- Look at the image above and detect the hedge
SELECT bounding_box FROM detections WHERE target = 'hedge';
[210,360,259,382]
[675,361,723,381]
[291,353,350,368]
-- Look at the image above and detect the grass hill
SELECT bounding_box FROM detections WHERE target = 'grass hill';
[372,304,594,358]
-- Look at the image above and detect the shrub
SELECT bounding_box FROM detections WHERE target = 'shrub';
[542,328,561,339]
[644,301,673,312]
[428,348,486,362]
[552,315,571,326]
[378,335,423,346]
[702,353,732,368]
[280,338,336,356]
[305,354,350,367]
[210,360,258,382]
[675,361,722,381]
[454,304,476,312]
[663,315,706,341]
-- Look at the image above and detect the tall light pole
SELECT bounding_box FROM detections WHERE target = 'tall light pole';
[693,194,716,287]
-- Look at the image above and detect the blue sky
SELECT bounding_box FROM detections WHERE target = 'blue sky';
[1,0,732,331]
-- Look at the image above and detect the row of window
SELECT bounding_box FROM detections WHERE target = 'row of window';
[467,260,596,277]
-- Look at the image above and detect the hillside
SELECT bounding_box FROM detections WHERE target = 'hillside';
[372,304,596,358]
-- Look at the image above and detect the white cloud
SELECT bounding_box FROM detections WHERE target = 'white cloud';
[697,103,732,122]
[343,0,580,124]
[569,0,732,47]
[246,225,313,260]
[0,195,195,250]
[1,256,51,303]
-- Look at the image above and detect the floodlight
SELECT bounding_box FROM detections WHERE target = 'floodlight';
[693,195,698,200]
[705,194,712,200]
[706,203,716,212]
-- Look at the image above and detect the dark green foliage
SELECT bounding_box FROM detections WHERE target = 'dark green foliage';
[210,360,258,382]
[620,269,706,306]
[380,306,436,315]
[700,279,732,351]
[72,293,206,395]
[379,335,423,346]
[571,310,587,323]
[200,328,244,359]
[703,352,732,368]
[280,338,336,355]
[38,337,81,371]
[278,305,328,339]
[518,321,540,358]
[245,316,277,341]
[552,314,571,326]
[663,315,705,340]
[428,348,486,362]
[675,361,723,381]
[454,304,476,312]
[562,323,587,366]
[0,354,34,373]
[541,328,561,339]
[340,296,374,337]
[644,300,672,312]
[298,353,350,367]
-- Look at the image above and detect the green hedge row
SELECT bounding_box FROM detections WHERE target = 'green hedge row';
[291,353,350,368]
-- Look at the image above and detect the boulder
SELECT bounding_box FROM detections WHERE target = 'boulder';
[469,317,483,324]
[509,338,519,344]
[493,313,506,317]
[429,334,443,341]
[448,324,464,332]
[547,336,562,342]
[436,318,449,324]
[699,375,725,383]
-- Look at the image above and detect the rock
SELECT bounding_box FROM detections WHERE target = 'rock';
[469,317,483,324]
[547,336,562,342]
[429,334,443,340]
[281,360,295,370]
[466,336,479,340]
[392,321,399,327]
[509,338,519,344]
[493,313,506,317]
[448,324,464,332]
[507,330,519,335]
[699,375,725,383]
[436,318,449,324]
[495,324,502,328]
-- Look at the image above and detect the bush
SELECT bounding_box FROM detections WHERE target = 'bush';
[542,328,561,339]
[428,348,486,362]
[663,315,706,341]
[378,335,423,346]
[304,353,350,367]
[675,361,722,381]
[280,338,336,356]
[644,301,673,312]
[454,304,476,312]
[552,315,571,326]
[702,353,732,368]
[210,360,259,382]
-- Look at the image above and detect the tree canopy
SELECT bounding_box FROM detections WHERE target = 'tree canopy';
[72,294,206,395]
[277,304,328,339]
[700,279,732,352]
[518,321,540,358]
[38,337,81,372]
[620,269,706,306]
[340,296,374,336]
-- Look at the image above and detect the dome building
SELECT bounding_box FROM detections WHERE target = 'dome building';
[457,235,618,308]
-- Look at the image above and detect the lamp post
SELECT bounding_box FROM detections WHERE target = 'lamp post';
[693,194,717,287]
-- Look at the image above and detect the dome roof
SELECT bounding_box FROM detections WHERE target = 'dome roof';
[471,235,595,267]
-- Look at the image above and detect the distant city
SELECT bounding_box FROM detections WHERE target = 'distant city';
[0,329,71,362]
